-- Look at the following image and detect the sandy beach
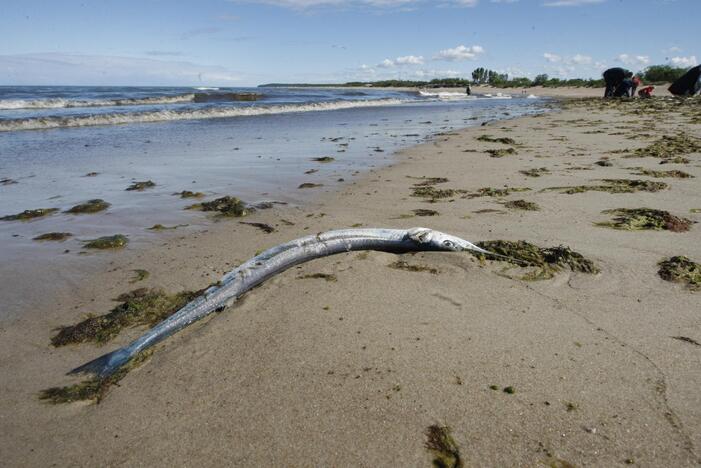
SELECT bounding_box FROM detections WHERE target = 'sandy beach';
[1,95,700,467]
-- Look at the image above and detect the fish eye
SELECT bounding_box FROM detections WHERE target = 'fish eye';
[442,240,454,248]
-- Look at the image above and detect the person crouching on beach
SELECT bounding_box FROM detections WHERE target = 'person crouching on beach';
[603,67,628,97]
[631,75,641,97]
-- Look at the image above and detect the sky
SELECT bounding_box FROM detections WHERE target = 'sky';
[0,0,698,86]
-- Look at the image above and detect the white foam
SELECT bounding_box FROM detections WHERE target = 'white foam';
[0,98,408,132]
[0,94,195,110]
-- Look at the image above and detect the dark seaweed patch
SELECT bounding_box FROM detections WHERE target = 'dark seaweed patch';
[1,208,58,221]
[83,234,128,249]
[597,208,692,232]
[126,180,156,191]
[65,199,110,214]
[425,425,463,468]
[33,232,72,241]
[658,256,700,291]
[504,199,540,211]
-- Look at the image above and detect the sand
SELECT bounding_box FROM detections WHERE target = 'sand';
[1,95,700,467]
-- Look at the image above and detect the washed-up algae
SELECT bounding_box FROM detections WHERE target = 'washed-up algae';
[545,179,668,194]
[65,199,110,214]
[412,177,449,186]
[629,133,701,161]
[298,273,337,282]
[412,186,463,200]
[504,199,540,211]
[597,208,693,232]
[239,221,275,233]
[177,190,205,199]
[129,269,150,283]
[126,180,156,191]
[468,187,530,198]
[520,167,550,177]
[629,168,693,178]
[389,260,438,274]
[1,208,58,221]
[39,350,152,404]
[474,240,598,280]
[476,134,517,145]
[33,232,72,241]
[413,209,439,216]
[486,147,517,158]
[189,196,248,217]
[51,288,201,346]
[311,156,335,163]
[658,256,701,291]
[83,234,128,249]
[425,425,463,468]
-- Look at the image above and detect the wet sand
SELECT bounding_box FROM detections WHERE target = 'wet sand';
[1,96,700,467]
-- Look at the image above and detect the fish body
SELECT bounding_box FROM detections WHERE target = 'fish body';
[70,228,492,378]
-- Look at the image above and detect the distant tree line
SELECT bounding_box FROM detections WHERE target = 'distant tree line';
[258,64,694,89]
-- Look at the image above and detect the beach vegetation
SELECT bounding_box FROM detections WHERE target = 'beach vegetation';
[504,199,540,211]
[597,208,693,232]
[474,240,598,280]
[39,350,152,404]
[1,208,58,221]
[33,232,72,241]
[126,180,156,191]
[412,186,463,200]
[545,179,668,194]
[424,425,463,468]
[83,234,129,249]
[65,199,110,214]
[629,133,701,161]
[50,288,200,346]
[658,256,701,291]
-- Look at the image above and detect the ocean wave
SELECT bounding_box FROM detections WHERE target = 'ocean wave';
[419,90,475,101]
[0,92,262,110]
[0,98,408,132]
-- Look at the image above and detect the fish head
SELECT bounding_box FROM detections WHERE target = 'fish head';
[407,227,493,255]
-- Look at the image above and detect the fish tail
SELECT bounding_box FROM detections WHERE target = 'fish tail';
[68,347,132,378]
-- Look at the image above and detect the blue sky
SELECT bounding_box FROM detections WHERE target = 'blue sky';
[1,0,698,86]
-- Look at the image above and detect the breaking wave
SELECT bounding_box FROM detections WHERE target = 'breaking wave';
[0,98,408,132]
[0,92,262,110]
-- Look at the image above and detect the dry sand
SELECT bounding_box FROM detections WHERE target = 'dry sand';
[1,96,700,467]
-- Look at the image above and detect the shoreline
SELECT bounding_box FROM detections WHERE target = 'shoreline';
[1,96,700,466]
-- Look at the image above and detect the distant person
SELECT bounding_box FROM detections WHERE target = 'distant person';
[638,86,654,98]
[669,65,701,96]
[466,84,471,96]
[603,67,629,97]
[631,75,642,97]
[613,72,634,97]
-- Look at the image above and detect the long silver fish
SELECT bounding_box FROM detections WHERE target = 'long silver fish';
[70,227,495,378]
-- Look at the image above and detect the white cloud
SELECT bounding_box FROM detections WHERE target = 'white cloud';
[395,55,424,65]
[616,54,650,66]
[543,52,561,63]
[228,0,478,9]
[434,45,484,62]
[542,0,605,6]
[0,53,242,86]
[670,55,698,67]
[377,58,396,68]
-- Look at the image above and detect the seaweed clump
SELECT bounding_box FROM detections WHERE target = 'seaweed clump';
[65,199,110,214]
[39,350,152,404]
[193,196,248,217]
[311,156,335,163]
[33,232,72,241]
[468,187,530,198]
[51,288,200,346]
[1,208,58,221]
[520,167,550,177]
[631,133,701,162]
[597,208,693,232]
[658,256,701,291]
[629,168,694,179]
[477,134,516,145]
[298,273,337,282]
[389,260,438,274]
[474,240,598,280]
[413,209,439,217]
[486,148,517,158]
[546,179,668,194]
[504,199,540,211]
[425,425,463,468]
[412,186,462,201]
[83,234,128,249]
[178,190,205,199]
[126,180,156,191]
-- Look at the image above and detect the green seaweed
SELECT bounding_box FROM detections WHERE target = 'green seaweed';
[474,240,598,280]
[503,386,515,394]
[412,186,462,200]
[298,273,337,282]
[486,147,517,158]
[546,179,668,194]
[468,187,530,198]
[629,168,693,178]
[126,180,156,191]
[51,288,201,346]
[630,133,701,161]
[413,209,439,216]
[65,199,110,214]
[129,269,150,283]
[83,234,129,249]
[412,177,449,186]
[425,425,463,468]
[33,232,72,241]
[178,190,205,199]
[388,260,438,274]
[520,167,550,177]
[597,208,693,232]
[504,199,540,211]
[477,134,517,145]
[658,256,701,291]
[1,208,58,221]
[39,350,152,404]
[192,196,248,217]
